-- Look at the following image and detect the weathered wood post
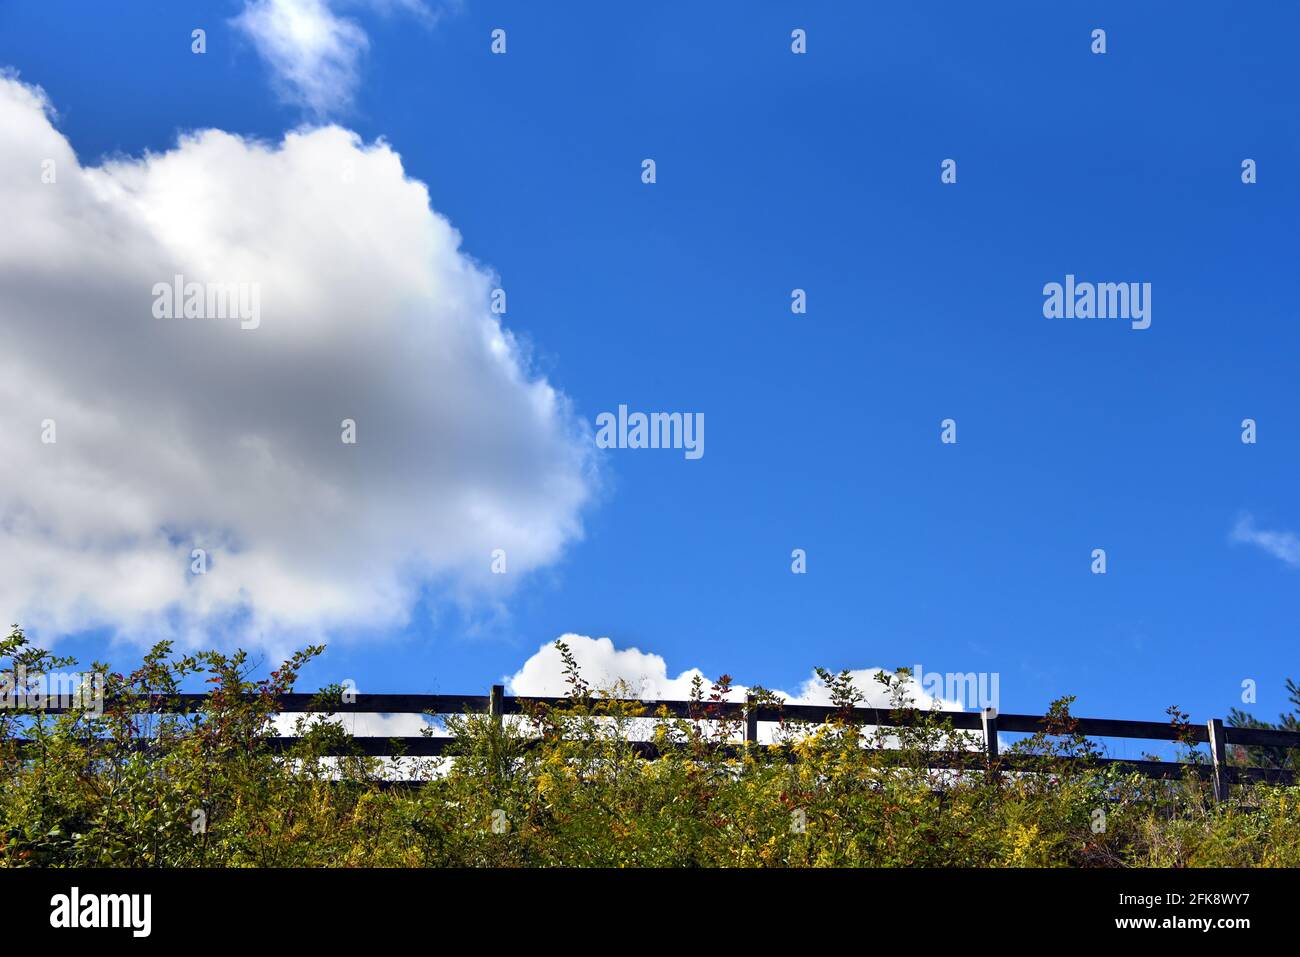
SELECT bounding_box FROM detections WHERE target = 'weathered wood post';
[745,694,759,750]
[1207,718,1229,803]
[982,707,1000,784]
[489,684,504,728]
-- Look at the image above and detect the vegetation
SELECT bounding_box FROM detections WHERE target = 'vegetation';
[1230,679,1300,774]
[1,626,1297,867]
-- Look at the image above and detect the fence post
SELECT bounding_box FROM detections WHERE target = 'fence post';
[982,707,1000,783]
[489,684,504,728]
[1207,718,1229,803]
[745,694,758,750]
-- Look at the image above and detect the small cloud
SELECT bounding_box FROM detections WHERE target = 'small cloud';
[231,0,440,116]
[1231,513,1300,567]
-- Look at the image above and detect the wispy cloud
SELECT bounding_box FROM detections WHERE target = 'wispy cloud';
[231,0,441,116]
[1231,514,1300,567]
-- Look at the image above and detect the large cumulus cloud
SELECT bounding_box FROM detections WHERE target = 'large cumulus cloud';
[0,74,594,646]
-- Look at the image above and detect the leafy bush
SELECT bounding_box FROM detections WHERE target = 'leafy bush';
[1,628,1297,867]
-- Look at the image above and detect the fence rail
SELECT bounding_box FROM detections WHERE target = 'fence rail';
[7,686,1299,797]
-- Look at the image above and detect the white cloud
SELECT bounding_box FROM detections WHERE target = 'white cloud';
[268,636,984,763]
[507,634,713,701]
[274,711,445,736]
[505,635,981,747]
[1231,514,1300,567]
[506,634,967,711]
[0,75,595,648]
[231,0,443,115]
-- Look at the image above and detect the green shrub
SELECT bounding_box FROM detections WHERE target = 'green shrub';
[2,629,1297,867]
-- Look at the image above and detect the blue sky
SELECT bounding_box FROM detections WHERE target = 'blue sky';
[2,1,1299,734]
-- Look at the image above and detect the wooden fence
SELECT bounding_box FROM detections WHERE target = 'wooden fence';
[11,686,1300,799]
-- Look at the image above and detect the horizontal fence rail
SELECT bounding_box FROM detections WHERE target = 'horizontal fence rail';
[5,686,1298,797]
